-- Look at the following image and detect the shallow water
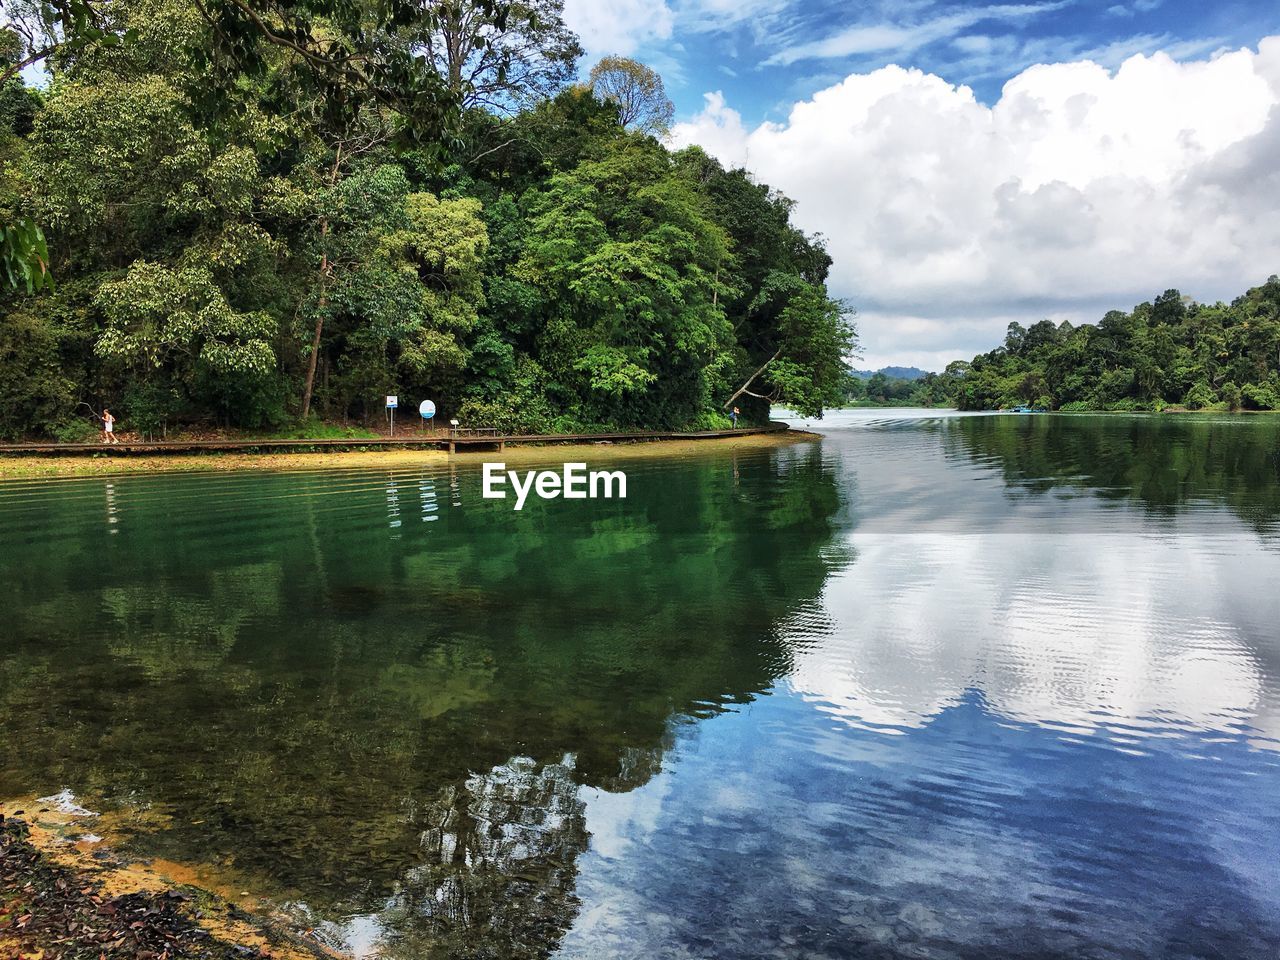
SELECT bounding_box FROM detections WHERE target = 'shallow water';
[2,410,1279,959]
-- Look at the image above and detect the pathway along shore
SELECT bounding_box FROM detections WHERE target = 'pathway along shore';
[0,426,816,480]
[0,423,789,457]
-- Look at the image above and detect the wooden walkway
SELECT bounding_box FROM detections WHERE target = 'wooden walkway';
[0,423,789,457]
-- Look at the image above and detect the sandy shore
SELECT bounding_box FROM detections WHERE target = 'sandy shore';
[0,431,818,481]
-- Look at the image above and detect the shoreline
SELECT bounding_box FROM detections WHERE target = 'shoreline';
[1,800,329,960]
[0,430,819,480]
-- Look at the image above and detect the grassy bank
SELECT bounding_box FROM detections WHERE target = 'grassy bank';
[0,431,819,481]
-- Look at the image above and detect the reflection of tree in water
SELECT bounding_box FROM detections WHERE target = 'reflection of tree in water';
[0,444,845,957]
[941,414,1280,531]
[349,755,590,960]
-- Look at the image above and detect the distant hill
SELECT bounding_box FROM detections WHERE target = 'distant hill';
[852,366,931,381]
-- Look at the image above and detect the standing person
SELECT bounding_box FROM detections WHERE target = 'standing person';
[731,406,740,428]
[102,408,118,444]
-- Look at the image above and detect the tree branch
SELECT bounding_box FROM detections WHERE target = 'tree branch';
[0,44,61,85]
[723,347,782,409]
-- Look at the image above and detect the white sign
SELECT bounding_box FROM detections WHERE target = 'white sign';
[386,395,398,409]
[419,399,436,419]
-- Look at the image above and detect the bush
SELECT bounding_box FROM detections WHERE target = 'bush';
[1221,381,1242,411]
[52,418,101,443]
[123,381,180,440]
[1058,400,1091,412]
[686,411,733,431]
[1241,383,1279,410]
[0,309,76,439]
[456,356,556,434]
[1184,382,1217,410]
[455,398,554,435]
[1103,397,1146,412]
[194,369,291,431]
[272,421,379,440]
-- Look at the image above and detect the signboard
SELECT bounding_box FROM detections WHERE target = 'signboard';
[386,395,398,409]
[419,399,436,419]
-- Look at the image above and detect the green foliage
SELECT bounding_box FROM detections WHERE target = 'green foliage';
[122,378,179,438]
[95,262,275,377]
[456,355,554,433]
[269,421,380,440]
[1184,381,1217,411]
[0,307,75,438]
[0,1,853,437]
[1221,380,1242,412]
[51,417,100,442]
[941,278,1280,413]
[1241,382,1279,410]
[0,217,51,291]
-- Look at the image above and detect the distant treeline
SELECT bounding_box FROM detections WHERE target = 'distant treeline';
[842,369,936,406]
[0,0,854,441]
[923,277,1280,412]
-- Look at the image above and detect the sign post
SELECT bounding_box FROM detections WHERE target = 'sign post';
[386,395,398,437]
[419,399,436,435]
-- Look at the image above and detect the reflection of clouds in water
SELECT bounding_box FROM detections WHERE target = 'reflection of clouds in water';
[788,531,1280,748]
[579,765,672,862]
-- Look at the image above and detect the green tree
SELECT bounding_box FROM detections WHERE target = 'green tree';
[587,56,674,138]
[512,138,730,426]
[419,0,582,112]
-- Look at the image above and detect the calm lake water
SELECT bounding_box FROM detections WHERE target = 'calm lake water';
[3,410,1280,959]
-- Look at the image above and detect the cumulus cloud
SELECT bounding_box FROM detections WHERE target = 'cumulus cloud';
[670,39,1280,368]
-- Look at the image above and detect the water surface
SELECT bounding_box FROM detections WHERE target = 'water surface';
[2,410,1279,959]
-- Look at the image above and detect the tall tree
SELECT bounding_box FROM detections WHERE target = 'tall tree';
[418,0,581,112]
[587,55,673,138]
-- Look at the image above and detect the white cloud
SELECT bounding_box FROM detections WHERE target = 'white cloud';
[763,2,1071,67]
[790,528,1280,746]
[563,0,795,62]
[1109,0,1165,15]
[562,0,676,57]
[671,39,1280,369]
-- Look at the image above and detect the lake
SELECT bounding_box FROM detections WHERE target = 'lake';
[2,409,1279,959]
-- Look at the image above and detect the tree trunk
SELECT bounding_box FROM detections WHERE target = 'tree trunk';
[723,348,781,410]
[300,275,326,420]
[299,148,344,420]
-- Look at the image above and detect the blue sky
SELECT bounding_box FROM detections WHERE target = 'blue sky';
[570,0,1278,123]
[566,1,1280,370]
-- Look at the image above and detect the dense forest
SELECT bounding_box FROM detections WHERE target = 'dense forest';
[935,278,1280,412]
[0,0,854,440]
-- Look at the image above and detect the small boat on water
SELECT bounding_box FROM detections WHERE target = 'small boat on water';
[1009,405,1048,413]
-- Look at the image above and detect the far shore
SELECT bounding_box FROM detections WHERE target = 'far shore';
[0,430,819,480]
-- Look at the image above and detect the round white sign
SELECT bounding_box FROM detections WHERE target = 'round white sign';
[419,399,436,419]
